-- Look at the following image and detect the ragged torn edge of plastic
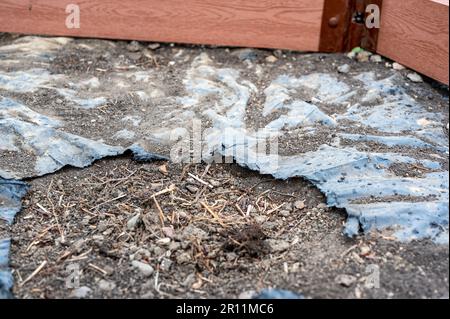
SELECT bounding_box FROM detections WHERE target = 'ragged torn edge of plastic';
[0,179,28,299]
[0,144,168,224]
[219,133,449,244]
[0,239,14,299]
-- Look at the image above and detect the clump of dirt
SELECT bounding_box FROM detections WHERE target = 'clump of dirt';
[223,224,268,258]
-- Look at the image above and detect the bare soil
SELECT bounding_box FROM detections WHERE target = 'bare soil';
[6,157,449,299]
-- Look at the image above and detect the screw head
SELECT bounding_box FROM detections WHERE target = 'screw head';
[329,16,339,28]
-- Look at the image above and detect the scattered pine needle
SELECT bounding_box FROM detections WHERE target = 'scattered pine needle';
[201,202,227,228]
[20,260,47,287]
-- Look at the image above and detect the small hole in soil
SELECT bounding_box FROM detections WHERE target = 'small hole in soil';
[222,223,269,258]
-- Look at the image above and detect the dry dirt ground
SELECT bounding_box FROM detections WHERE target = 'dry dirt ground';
[2,158,448,299]
[0,33,448,299]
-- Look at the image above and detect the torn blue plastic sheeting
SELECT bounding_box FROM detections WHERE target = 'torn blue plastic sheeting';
[0,180,28,299]
[0,97,168,180]
[0,239,13,299]
[345,201,449,244]
[212,71,448,243]
[0,179,29,225]
[0,97,123,179]
[221,138,449,243]
[254,289,304,300]
[338,133,448,153]
[0,69,57,93]
[128,144,169,162]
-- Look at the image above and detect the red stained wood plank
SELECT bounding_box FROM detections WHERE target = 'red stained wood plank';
[319,0,353,52]
[319,0,383,53]
[0,0,325,52]
[377,0,449,84]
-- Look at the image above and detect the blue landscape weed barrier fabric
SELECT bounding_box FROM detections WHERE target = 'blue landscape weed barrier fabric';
[0,179,28,298]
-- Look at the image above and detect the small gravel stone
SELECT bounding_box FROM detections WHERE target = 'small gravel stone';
[97,220,108,232]
[185,185,199,194]
[393,62,405,70]
[156,237,171,246]
[151,246,163,256]
[265,55,278,63]
[239,290,257,299]
[158,164,168,175]
[92,235,104,245]
[147,43,161,50]
[225,252,238,261]
[103,265,115,275]
[98,279,116,291]
[407,73,423,83]
[347,51,357,59]
[182,224,208,240]
[169,241,182,251]
[254,215,266,224]
[338,64,351,74]
[72,238,85,252]
[127,213,141,230]
[162,226,175,238]
[370,54,382,63]
[160,258,173,272]
[178,211,188,219]
[266,239,290,253]
[127,40,141,52]
[263,221,278,230]
[273,50,283,59]
[356,51,372,62]
[335,274,357,287]
[280,210,290,217]
[231,49,258,61]
[142,291,155,299]
[210,180,221,187]
[131,260,154,277]
[294,200,306,210]
[284,202,293,211]
[360,245,371,256]
[176,252,191,264]
[69,286,92,299]
[127,52,142,61]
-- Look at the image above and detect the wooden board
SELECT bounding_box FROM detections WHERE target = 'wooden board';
[319,0,353,52]
[1,0,448,84]
[377,0,449,84]
[319,0,382,53]
[0,0,325,52]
